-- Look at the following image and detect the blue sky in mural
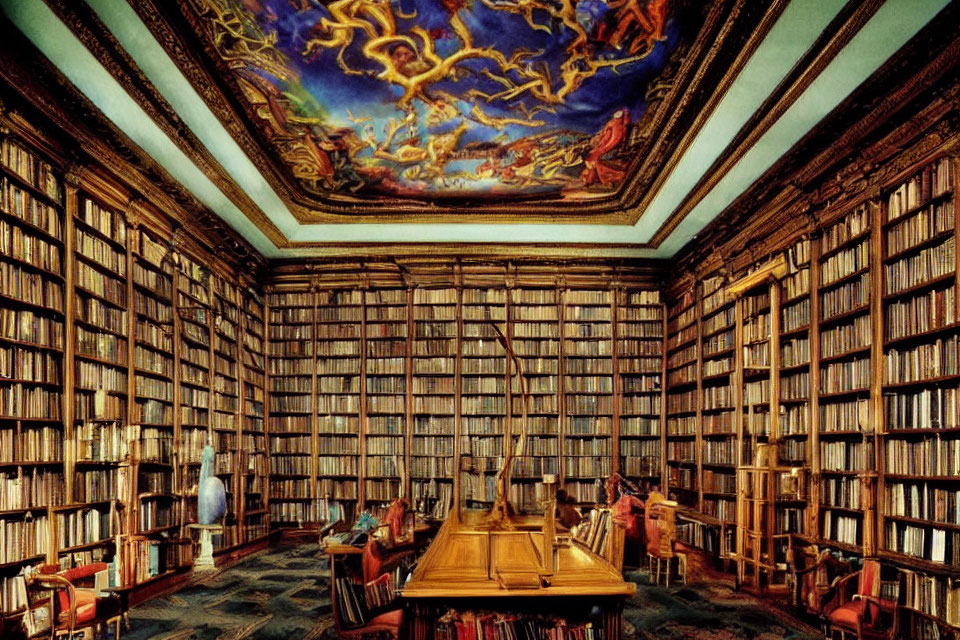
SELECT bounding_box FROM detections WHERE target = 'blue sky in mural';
[236,0,684,198]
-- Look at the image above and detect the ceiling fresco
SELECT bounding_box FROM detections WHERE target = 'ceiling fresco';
[183,0,692,204]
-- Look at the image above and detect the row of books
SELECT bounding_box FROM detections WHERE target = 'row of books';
[884,334,960,383]
[0,260,65,311]
[781,298,810,332]
[780,337,809,367]
[0,425,61,462]
[884,437,960,476]
[884,236,955,296]
[820,273,870,321]
[886,387,960,430]
[1,138,62,202]
[885,481,960,525]
[0,469,65,510]
[821,240,869,287]
[887,158,953,220]
[886,521,960,565]
[56,507,111,548]
[822,205,870,254]
[885,285,956,342]
[2,219,61,274]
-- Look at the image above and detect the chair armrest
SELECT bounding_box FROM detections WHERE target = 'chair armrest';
[31,574,79,628]
[60,562,108,583]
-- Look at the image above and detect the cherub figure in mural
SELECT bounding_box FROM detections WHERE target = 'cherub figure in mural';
[598,0,669,54]
[580,108,630,187]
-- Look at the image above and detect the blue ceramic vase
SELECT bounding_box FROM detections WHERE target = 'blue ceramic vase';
[198,444,226,525]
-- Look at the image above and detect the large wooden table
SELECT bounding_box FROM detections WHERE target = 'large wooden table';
[403,511,635,639]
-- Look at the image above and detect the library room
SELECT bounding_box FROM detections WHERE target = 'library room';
[1,0,960,639]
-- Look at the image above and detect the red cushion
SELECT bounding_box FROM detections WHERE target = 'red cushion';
[58,589,97,626]
[368,608,403,629]
[829,599,880,629]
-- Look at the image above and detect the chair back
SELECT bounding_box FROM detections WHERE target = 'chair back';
[644,493,665,556]
[362,538,384,584]
[858,559,881,598]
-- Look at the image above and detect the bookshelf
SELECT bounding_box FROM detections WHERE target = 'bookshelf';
[509,288,560,513]
[0,129,66,613]
[459,287,507,509]
[876,155,960,632]
[411,288,456,519]
[316,289,361,524]
[665,289,699,509]
[267,287,316,527]
[816,202,875,554]
[562,289,614,504]
[699,274,736,524]
[364,288,408,518]
[616,289,664,489]
[240,287,268,542]
[210,275,240,551]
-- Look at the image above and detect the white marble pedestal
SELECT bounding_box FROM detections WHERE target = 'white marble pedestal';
[187,523,223,570]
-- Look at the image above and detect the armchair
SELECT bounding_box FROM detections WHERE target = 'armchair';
[329,539,405,640]
[27,563,122,640]
[824,559,897,640]
[787,540,853,618]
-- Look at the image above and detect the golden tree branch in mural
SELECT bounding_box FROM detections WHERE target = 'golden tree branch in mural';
[302,0,660,112]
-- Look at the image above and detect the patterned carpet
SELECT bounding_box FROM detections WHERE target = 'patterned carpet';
[120,543,820,640]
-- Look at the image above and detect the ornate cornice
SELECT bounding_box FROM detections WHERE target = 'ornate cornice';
[671,3,960,275]
[0,15,267,271]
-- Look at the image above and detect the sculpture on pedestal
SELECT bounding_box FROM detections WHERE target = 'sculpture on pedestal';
[198,444,226,525]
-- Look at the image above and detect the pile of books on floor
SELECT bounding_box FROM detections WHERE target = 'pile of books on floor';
[435,609,603,640]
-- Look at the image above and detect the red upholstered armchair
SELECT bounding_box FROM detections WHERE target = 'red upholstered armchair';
[823,559,898,640]
[28,563,122,640]
[330,539,404,640]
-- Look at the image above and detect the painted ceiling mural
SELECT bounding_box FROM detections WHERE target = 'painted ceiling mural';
[186,0,691,203]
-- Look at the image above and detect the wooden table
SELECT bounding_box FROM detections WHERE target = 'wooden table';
[403,513,635,640]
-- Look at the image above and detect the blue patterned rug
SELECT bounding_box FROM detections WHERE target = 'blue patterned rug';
[120,543,819,640]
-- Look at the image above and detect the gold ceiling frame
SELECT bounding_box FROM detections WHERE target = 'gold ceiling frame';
[115,0,775,227]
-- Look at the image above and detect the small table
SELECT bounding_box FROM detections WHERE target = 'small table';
[102,585,133,630]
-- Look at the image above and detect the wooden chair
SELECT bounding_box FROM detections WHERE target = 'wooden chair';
[26,563,122,640]
[644,494,686,587]
[787,538,853,619]
[823,559,897,640]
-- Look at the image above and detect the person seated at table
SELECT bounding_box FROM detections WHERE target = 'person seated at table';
[556,489,583,529]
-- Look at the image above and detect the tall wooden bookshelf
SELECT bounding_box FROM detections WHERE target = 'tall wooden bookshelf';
[615,290,664,491]
[364,288,408,518]
[266,288,316,527]
[700,274,736,524]
[878,155,959,632]
[665,290,698,508]
[0,128,66,614]
[411,288,456,519]
[240,287,268,543]
[459,287,506,510]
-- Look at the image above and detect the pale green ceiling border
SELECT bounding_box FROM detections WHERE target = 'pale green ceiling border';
[0,0,281,257]
[656,0,952,257]
[0,0,949,256]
